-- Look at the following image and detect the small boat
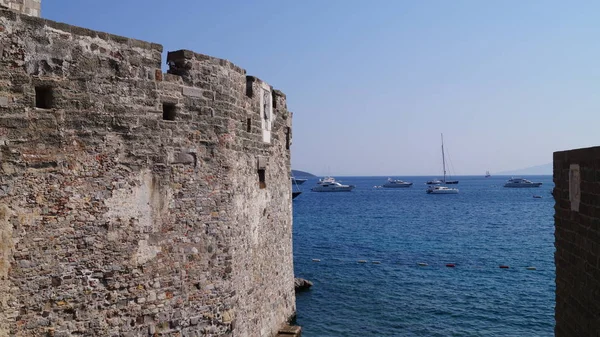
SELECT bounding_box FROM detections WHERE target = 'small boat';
[485,171,491,178]
[311,177,355,192]
[291,177,307,185]
[444,180,459,184]
[292,191,302,199]
[533,195,542,199]
[503,177,542,188]
[426,179,443,185]
[426,185,459,194]
[383,178,413,188]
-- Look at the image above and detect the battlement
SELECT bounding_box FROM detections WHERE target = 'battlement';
[0,6,295,337]
[0,0,40,17]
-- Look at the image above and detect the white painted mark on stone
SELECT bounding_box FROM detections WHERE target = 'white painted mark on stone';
[260,82,273,143]
[569,163,580,212]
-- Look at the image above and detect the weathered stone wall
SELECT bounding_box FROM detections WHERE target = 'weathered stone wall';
[0,0,40,17]
[0,7,295,337]
[554,146,600,337]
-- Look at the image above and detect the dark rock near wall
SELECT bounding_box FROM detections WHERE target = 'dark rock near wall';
[294,278,313,291]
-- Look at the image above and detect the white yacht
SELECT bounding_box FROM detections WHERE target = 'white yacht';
[426,185,459,194]
[503,178,542,188]
[311,177,355,192]
[383,178,413,188]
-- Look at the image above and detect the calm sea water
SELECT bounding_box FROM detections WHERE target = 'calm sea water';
[292,176,555,337]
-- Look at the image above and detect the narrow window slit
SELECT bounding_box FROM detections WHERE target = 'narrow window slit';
[258,168,266,189]
[35,86,53,109]
[285,127,291,150]
[247,118,252,132]
[163,103,176,121]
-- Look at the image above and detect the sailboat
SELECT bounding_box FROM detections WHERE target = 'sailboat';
[427,134,459,194]
[441,134,458,184]
[485,171,491,178]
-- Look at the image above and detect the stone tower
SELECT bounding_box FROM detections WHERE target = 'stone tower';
[0,5,296,336]
[0,0,40,16]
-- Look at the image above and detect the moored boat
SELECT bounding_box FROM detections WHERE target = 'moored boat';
[291,177,307,185]
[311,177,355,192]
[426,185,459,194]
[503,177,542,188]
[383,178,413,188]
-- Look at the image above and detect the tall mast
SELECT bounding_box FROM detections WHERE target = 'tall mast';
[441,133,446,183]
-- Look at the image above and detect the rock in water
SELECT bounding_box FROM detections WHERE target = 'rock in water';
[294,277,313,291]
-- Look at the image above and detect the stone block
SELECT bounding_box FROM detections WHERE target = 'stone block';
[0,96,8,107]
[182,86,203,98]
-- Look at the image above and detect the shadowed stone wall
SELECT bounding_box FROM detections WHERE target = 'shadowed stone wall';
[554,146,600,337]
[0,6,295,337]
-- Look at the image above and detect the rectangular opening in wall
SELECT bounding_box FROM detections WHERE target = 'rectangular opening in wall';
[272,95,277,109]
[35,86,53,109]
[247,118,252,132]
[258,168,266,189]
[163,103,176,121]
[286,127,291,150]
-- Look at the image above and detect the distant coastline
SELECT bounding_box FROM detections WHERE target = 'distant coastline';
[292,169,317,177]
[496,163,552,176]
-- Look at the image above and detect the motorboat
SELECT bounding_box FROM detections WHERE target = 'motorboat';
[291,177,307,185]
[311,177,355,192]
[383,178,413,188]
[426,179,443,185]
[426,185,459,194]
[503,177,542,188]
[444,180,459,184]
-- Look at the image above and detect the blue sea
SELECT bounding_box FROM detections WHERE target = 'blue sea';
[292,176,555,337]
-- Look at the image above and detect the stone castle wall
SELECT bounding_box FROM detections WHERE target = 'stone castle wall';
[0,0,39,17]
[554,146,600,337]
[0,6,295,337]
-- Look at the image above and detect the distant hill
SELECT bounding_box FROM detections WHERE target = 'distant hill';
[497,163,552,175]
[292,169,316,177]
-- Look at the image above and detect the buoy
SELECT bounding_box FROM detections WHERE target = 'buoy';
[312,259,321,262]
[358,260,367,263]
[445,263,455,268]
[372,261,381,264]
[526,266,537,270]
[418,262,428,267]
[499,265,509,269]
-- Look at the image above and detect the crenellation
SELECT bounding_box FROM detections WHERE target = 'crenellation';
[0,4,296,337]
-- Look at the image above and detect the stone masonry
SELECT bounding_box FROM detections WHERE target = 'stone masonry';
[0,0,39,17]
[554,146,600,336]
[0,3,296,337]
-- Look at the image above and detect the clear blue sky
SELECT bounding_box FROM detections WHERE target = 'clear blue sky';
[44,1,600,176]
